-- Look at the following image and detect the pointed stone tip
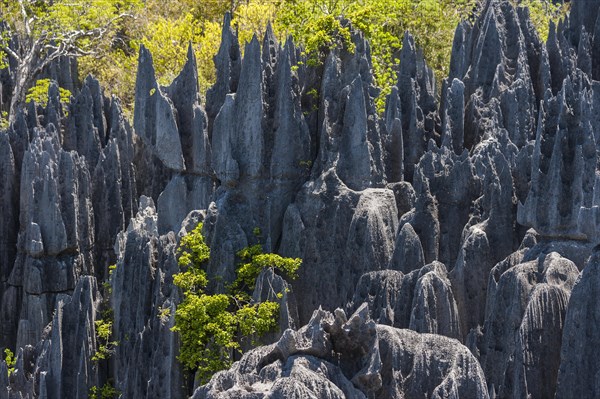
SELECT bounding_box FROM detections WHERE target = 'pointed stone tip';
[186,41,194,59]
[285,35,295,49]
[84,73,98,85]
[245,34,261,57]
[266,21,274,36]
[138,44,154,66]
[223,11,232,27]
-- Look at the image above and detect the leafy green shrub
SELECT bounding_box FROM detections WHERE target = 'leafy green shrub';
[92,263,118,363]
[25,79,72,107]
[89,381,119,399]
[3,348,15,376]
[92,318,118,362]
[172,223,301,384]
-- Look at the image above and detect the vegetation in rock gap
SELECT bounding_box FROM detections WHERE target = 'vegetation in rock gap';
[3,349,15,377]
[89,382,119,399]
[92,265,118,363]
[25,78,71,108]
[90,266,119,397]
[173,223,301,384]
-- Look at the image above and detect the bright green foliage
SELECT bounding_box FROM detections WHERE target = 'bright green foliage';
[0,112,9,130]
[173,223,295,384]
[3,348,15,376]
[158,306,171,323]
[515,0,570,41]
[236,250,302,291]
[92,318,118,362]
[25,79,72,107]
[3,0,569,120]
[233,0,280,47]
[0,0,143,121]
[178,224,211,269]
[89,381,119,399]
[275,0,476,110]
[275,3,354,67]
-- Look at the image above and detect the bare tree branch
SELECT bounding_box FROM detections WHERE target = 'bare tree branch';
[18,0,31,38]
[1,44,22,64]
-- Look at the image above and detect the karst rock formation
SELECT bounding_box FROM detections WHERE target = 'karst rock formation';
[1,0,600,397]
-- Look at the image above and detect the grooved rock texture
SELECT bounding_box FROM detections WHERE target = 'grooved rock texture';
[350,262,460,340]
[479,251,578,398]
[111,197,183,399]
[1,0,600,397]
[192,305,488,399]
[555,248,600,398]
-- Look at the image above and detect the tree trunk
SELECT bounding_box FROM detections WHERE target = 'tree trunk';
[8,44,40,125]
[8,70,27,125]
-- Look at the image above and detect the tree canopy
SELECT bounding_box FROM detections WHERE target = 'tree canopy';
[172,224,301,383]
[0,0,141,123]
[0,0,570,125]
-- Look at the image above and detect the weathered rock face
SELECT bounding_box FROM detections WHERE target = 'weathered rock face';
[479,251,578,398]
[193,305,488,399]
[2,0,600,397]
[111,197,183,399]
[280,171,397,323]
[555,248,600,399]
[350,262,461,340]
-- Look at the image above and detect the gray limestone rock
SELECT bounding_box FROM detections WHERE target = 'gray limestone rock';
[251,267,299,344]
[194,305,488,399]
[206,12,241,136]
[399,170,439,265]
[280,171,397,324]
[133,45,185,172]
[3,276,100,399]
[111,197,183,398]
[480,252,578,398]
[450,140,516,339]
[351,263,460,340]
[4,1,600,397]
[157,174,214,235]
[568,0,600,46]
[315,27,385,189]
[416,144,477,268]
[337,76,374,191]
[390,223,425,273]
[555,247,600,398]
[231,36,264,178]
[441,78,465,155]
[386,181,415,219]
[350,270,407,328]
[63,79,102,168]
[0,134,18,298]
[518,73,598,241]
[409,261,461,339]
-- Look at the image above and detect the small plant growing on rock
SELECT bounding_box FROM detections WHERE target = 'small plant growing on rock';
[92,318,118,362]
[3,348,15,376]
[173,223,301,384]
[89,381,119,399]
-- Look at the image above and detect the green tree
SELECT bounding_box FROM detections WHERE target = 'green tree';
[0,0,142,124]
[172,223,301,384]
[275,0,477,109]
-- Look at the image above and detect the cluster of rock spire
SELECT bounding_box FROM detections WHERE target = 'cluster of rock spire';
[1,0,600,397]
